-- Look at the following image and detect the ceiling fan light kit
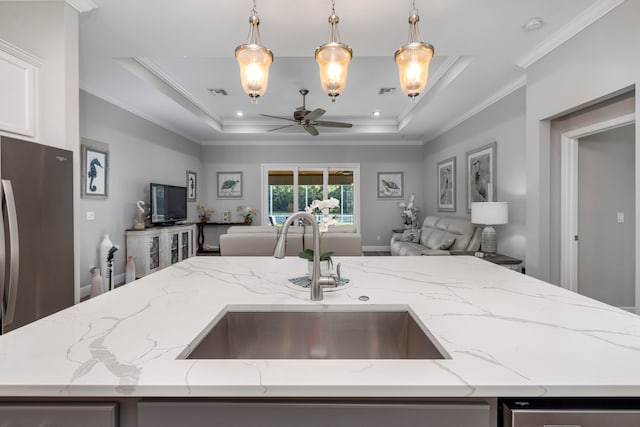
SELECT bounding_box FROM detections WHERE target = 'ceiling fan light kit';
[395,1,435,102]
[315,1,353,103]
[235,1,274,104]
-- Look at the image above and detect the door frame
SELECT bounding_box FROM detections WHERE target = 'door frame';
[560,113,636,299]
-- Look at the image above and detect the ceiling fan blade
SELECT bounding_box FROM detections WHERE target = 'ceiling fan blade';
[303,108,326,122]
[260,114,296,122]
[303,124,319,136]
[267,124,296,132]
[314,120,353,128]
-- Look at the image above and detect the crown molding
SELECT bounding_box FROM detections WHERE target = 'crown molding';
[66,0,98,13]
[0,38,43,66]
[116,57,223,132]
[79,83,203,144]
[395,56,462,127]
[201,138,425,147]
[423,75,527,144]
[516,0,625,68]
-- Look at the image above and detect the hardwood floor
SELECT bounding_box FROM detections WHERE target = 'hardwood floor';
[362,251,391,256]
[198,251,391,256]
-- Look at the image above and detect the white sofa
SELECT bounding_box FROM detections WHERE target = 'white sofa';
[303,225,362,256]
[220,224,362,256]
[390,216,482,256]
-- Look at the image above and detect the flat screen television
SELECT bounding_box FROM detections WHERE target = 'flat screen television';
[150,183,187,225]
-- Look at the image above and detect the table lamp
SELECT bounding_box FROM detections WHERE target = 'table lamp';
[471,202,508,255]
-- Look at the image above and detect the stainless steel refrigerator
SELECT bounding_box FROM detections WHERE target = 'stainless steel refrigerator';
[1,136,74,334]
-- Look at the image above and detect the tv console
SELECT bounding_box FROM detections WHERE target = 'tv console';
[126,224,196,278]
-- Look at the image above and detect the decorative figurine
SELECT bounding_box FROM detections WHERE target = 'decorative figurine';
[133,200,145,229]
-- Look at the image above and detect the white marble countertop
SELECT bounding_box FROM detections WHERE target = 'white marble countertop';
[1,255,640,398]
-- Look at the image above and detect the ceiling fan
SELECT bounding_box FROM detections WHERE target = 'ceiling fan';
[261,89,353,136]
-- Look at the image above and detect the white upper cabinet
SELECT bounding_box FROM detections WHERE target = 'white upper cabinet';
[0,42,38,138]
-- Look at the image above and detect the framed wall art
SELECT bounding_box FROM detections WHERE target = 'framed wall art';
[186,170,197,202]
[437,157,456,212]
[81,144,109,199]
[466,142,497,212]
[377,171,404,199]
[217,171,243,198]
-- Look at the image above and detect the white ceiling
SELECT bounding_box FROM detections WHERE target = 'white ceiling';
[78,0,620,145]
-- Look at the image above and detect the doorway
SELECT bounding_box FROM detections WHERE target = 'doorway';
[560,115,636,311]
[577,125,635,307]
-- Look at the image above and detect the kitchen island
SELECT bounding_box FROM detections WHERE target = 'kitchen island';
[1,256,639,425]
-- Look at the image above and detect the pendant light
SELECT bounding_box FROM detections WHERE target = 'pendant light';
[235,0,273,104]
[394,1,434,102]
[315,0,352,103]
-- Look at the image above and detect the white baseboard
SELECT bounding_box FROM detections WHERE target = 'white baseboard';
[362,245,391,252]
[80,273,126,300]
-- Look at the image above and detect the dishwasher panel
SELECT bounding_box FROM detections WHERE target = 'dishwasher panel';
[501,398,640,427]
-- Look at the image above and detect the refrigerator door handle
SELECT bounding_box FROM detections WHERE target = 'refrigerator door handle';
[0,181,5,331]
[1,179,19,327]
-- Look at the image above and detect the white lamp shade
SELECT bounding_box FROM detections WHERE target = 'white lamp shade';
[471,202,508,225]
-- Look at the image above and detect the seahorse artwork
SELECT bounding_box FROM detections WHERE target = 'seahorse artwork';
[88,158,103,192]
[188,175,195,198]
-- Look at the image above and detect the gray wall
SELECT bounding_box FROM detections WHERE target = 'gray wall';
[525,0,640,286]
[422,87,526,262]
[577,125,635,307]
[201,144,425,248]
[79,91,202,288]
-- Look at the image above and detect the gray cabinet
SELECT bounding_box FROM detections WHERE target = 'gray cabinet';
[0,402,117,426]
[139,401,490,427]
[126,224,196,278]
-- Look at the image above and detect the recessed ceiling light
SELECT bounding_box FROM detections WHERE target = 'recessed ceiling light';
[236,111,244,117]
[208,88,228,96]
[378,87,396,96]
[524,17,544,32]
[372,110,382,117]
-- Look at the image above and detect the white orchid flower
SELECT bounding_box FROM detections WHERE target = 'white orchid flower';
[306,198,340,233]
[319,215,337,232]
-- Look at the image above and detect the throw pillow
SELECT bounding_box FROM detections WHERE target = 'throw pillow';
[435,237,456,250]
[400,229,422,243]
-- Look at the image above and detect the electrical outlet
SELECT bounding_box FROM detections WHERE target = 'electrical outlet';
[617,212,624,223]
[86,211,95,221]
[377,235,381,241]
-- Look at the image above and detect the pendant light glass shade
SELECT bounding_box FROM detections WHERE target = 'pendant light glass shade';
[315,6,352,103]
[235,5,273,104]
[395,7,434,101]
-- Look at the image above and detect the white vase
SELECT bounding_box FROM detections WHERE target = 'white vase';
[307,260,332,277]
[125,256,136,284]
[90,267,103,298]
[99,234,113,293]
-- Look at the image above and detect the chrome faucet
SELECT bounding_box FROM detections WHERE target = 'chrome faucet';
[273,211,340,301]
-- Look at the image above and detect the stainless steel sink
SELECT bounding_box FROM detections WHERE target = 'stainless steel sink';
[183,306,447,360]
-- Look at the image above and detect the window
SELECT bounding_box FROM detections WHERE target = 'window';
[262,164,360,230]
